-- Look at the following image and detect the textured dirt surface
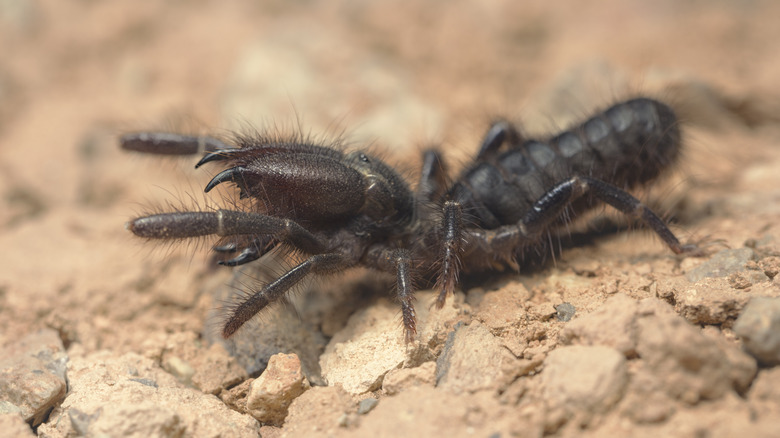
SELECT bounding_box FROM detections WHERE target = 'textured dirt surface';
[2,1,780,437]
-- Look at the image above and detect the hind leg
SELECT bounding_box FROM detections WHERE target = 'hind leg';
[463,176,699,261]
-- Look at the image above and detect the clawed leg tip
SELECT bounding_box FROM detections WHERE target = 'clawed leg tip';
[403,326,418,344]
[677,236,728,258]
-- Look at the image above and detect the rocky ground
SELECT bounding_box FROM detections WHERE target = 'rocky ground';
[1,1,780,437]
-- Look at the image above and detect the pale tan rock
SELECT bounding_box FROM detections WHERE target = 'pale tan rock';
[475,283,531,332]
[0,412,35,438]
[436,322,520,393]
[382,361,436,395]
[749,367,780,403]
[636,298,757,404]
[321,291,466,395]
[190,343,248,395]
[220,378,253,413]
[685,248,757,283]
[734,296,780,365]
[757,256,780,279]
[319,301,408,394]
[619,369,676,424]
[36,352,259,437]
[560,293,639,357]
[281,386,355,437]
[160,331,248,394]
[162,355,194,384]
[748,367,780,425]
[260,425,283,438]
[246,353,310,426]
[339,387,537,438]
[667,277,753,325]
[528,302,558,321]
[0,329,67,427]
[541,345,628,415]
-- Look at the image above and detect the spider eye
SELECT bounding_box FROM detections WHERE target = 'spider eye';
[359,153,370,163]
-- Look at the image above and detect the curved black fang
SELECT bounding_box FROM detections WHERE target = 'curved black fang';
[196,150,235,169]
[204,167,249,193]
[218,246,261,266]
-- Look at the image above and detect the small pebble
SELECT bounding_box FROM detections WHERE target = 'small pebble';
[357,398,379,415]
[555,303,576,322]
[734,297,780,366]
[685,248,755,283]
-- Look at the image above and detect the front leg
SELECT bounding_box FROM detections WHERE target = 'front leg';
[223,253,353,338]
[365,247,418,342]
[120,132,232,155]
[129,209,326,255]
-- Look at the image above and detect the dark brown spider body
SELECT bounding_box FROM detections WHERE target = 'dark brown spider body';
[123,97,696,342]
[449,98,680,229]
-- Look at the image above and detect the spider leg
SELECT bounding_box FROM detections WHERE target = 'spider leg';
[433,201,465,308]
[120,132,232,155]
[212,232,282,266]
[391,249,416,342]
[417,151,470,310]
[196,149,242,168]
[476,120,521,161]
[222,253,353,338]
[365,247,417,341]
[523,176,692,254]
[427,128,528,307]
[417,149,449,203]
[464,176,695,262]
[128,209,326,255]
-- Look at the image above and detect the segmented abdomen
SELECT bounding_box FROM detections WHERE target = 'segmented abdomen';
[448,98,681,228]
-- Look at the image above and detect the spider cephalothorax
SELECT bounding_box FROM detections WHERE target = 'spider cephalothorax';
[123,98,698,342]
